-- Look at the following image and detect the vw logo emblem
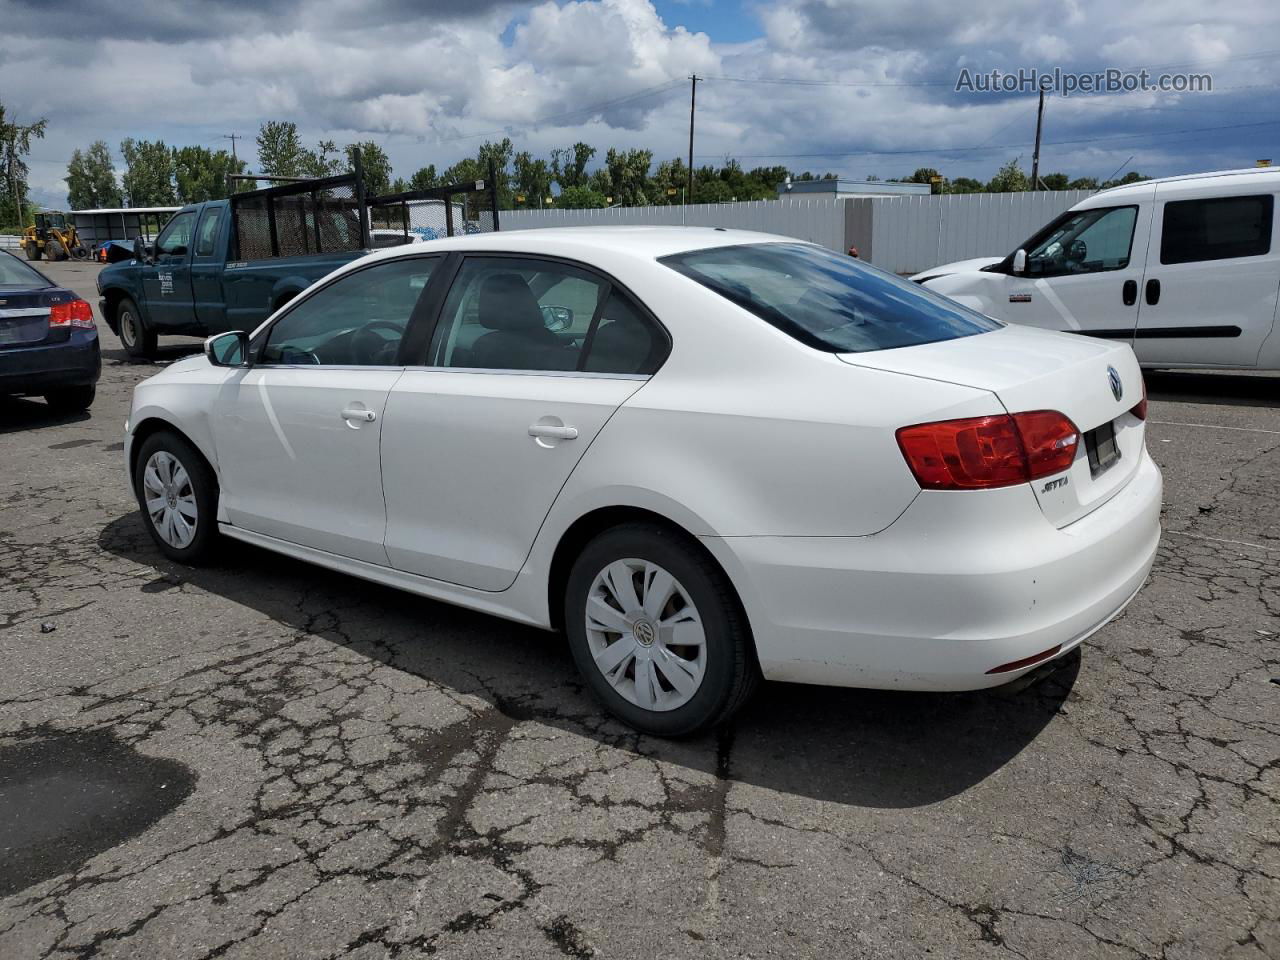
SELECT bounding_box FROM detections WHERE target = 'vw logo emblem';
[633,619,656,647]
[1107,365,1123,402]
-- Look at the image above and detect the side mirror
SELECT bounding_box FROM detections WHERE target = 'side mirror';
[204,331,249,367]
[132,237,150,263]
[1011,248,1027,274]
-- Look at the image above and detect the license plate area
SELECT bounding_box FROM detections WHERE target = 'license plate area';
[1085,420,1120,477]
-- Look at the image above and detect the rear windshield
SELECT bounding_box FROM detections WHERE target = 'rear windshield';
[661,242,1000,353]
[0,252,51,288]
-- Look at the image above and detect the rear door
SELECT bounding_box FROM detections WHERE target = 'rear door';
[380,255,668,590]
[1135,181,1278,366]
[191,202,230,333]
[211,255,440,564]
[142,209,197,330]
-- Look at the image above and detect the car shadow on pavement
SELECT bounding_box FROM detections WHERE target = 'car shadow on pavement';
[98,511,1078,810]
[0,396,91,434]
[100,343,203,367]
[1145,369,1280,408]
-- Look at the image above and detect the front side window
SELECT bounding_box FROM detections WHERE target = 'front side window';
[1160,194,1274,265]
[428,257,664,374]
[261,257,437,366]
[155,212,196,258]
[661,242,999,354]
[195,209,223,257]
[1023,206,1138,277]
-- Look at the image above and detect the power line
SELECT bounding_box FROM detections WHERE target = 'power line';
[695,118,1280,160]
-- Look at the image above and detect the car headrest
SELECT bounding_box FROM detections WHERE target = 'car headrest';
[478,273,544,332]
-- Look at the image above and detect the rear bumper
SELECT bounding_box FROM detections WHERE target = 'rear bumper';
[0,330,101,395]
[703,450,1163,691]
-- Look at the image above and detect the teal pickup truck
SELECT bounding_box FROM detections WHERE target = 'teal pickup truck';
[96,196,367,360]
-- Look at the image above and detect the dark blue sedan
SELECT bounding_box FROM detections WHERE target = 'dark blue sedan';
[0,250,100,412]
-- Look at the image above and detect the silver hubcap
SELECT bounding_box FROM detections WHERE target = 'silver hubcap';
[585,559,706,712]
[143,451,197,548]
[120,311,136,346]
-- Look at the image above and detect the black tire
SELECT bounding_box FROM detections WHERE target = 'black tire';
[45,239,64,261]
[132,430,221,564]
[44,384,96,413]
[564,522,759,737]
[116,297,157,360]
[24,243,41,261]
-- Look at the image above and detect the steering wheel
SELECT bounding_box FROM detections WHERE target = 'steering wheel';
[1067,239,1088,264]
[351,320,405,365]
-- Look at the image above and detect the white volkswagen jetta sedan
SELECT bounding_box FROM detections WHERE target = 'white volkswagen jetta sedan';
[124,227,1162,735]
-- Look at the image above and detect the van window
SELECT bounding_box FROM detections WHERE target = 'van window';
[1023,206,1138,278]
[1160,194,1274,265]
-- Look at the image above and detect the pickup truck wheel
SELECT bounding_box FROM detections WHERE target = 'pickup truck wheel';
[117,297,157,360]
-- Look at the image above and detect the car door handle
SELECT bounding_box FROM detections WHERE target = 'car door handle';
[1145,278,1161,306]
[1122,279,1137,306]
[341,406,376,423]
[528,423,578,440]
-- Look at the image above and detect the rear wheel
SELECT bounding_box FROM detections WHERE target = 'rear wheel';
[133,431,220,564]
[116,297,156,360]
[44,385,96,413]
[564,523,759,737]
[45,239,64,261]
[24,242,41,261]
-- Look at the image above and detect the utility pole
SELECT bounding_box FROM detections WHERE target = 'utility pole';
[1030,89,1045,191]
[687,75,700,204]
[223,133,240,163]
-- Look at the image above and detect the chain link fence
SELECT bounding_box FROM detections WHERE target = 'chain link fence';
[230,175,365,261]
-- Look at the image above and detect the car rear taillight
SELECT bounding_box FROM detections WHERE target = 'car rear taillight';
[49,299,95,329]
[1130,375,1148,421]
[896,410,1080,491]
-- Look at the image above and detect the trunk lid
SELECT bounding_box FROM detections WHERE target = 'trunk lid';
[0,292,53,349]
[839,325,1146,527]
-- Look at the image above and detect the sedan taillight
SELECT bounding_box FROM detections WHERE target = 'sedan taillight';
[896,411,1080,491]
[1130,375,1148,421]
[49,299,95,329]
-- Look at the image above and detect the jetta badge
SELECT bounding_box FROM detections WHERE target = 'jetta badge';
[1107,366,1123,402]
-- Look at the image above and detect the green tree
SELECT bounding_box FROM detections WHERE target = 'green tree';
[408,165,439,190]
[173,145,246,203]
[120,138,176,206]
[1101,171,1150,189]
[949,176,984,193]
[1040,172,1070,191]
[513,151,552,207]
[556,185,607,209]
[300,139,343,178]
[987,158,1029,193]
[550,142,596,189]
[1067,176,1099,190]
[65,140,122,209]
[602,147,653,206]
[345,141,392,195]
[255,120,306,178]
[0,102,47,226]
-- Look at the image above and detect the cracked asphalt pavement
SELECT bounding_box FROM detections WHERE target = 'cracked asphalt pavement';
[1,259,1277,959]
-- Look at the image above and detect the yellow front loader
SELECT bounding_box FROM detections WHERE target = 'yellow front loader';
[22,212,89,261]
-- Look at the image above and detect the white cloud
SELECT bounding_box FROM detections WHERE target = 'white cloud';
[1,0,1277,206]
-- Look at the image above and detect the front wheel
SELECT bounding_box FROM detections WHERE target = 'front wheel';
[45,239,65,261]
[133,431,220,564]
[116,297,156,360]
[564,523,759,737]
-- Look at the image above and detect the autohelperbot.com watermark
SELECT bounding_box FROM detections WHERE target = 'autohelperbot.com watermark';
[956,67,1212,97]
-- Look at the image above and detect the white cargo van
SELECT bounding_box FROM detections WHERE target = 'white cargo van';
[914,168,1280,370]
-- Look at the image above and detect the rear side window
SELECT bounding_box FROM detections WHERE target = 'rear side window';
[1160,194,1274,265]
[661,242,999,353]
[194,209,222,257]
[0,252,50,287]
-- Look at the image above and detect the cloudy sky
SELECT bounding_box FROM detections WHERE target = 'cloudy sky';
[3,0,1278,207]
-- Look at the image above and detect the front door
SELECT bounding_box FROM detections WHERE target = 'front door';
[1135,183,1278,367]
[1005,189,1155,341]
[142,209,197,331]
[211,255,441,564]
[381,255,668,590]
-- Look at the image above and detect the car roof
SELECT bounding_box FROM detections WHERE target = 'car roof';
[1094,166,1280,200]
[349,225,798,270]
